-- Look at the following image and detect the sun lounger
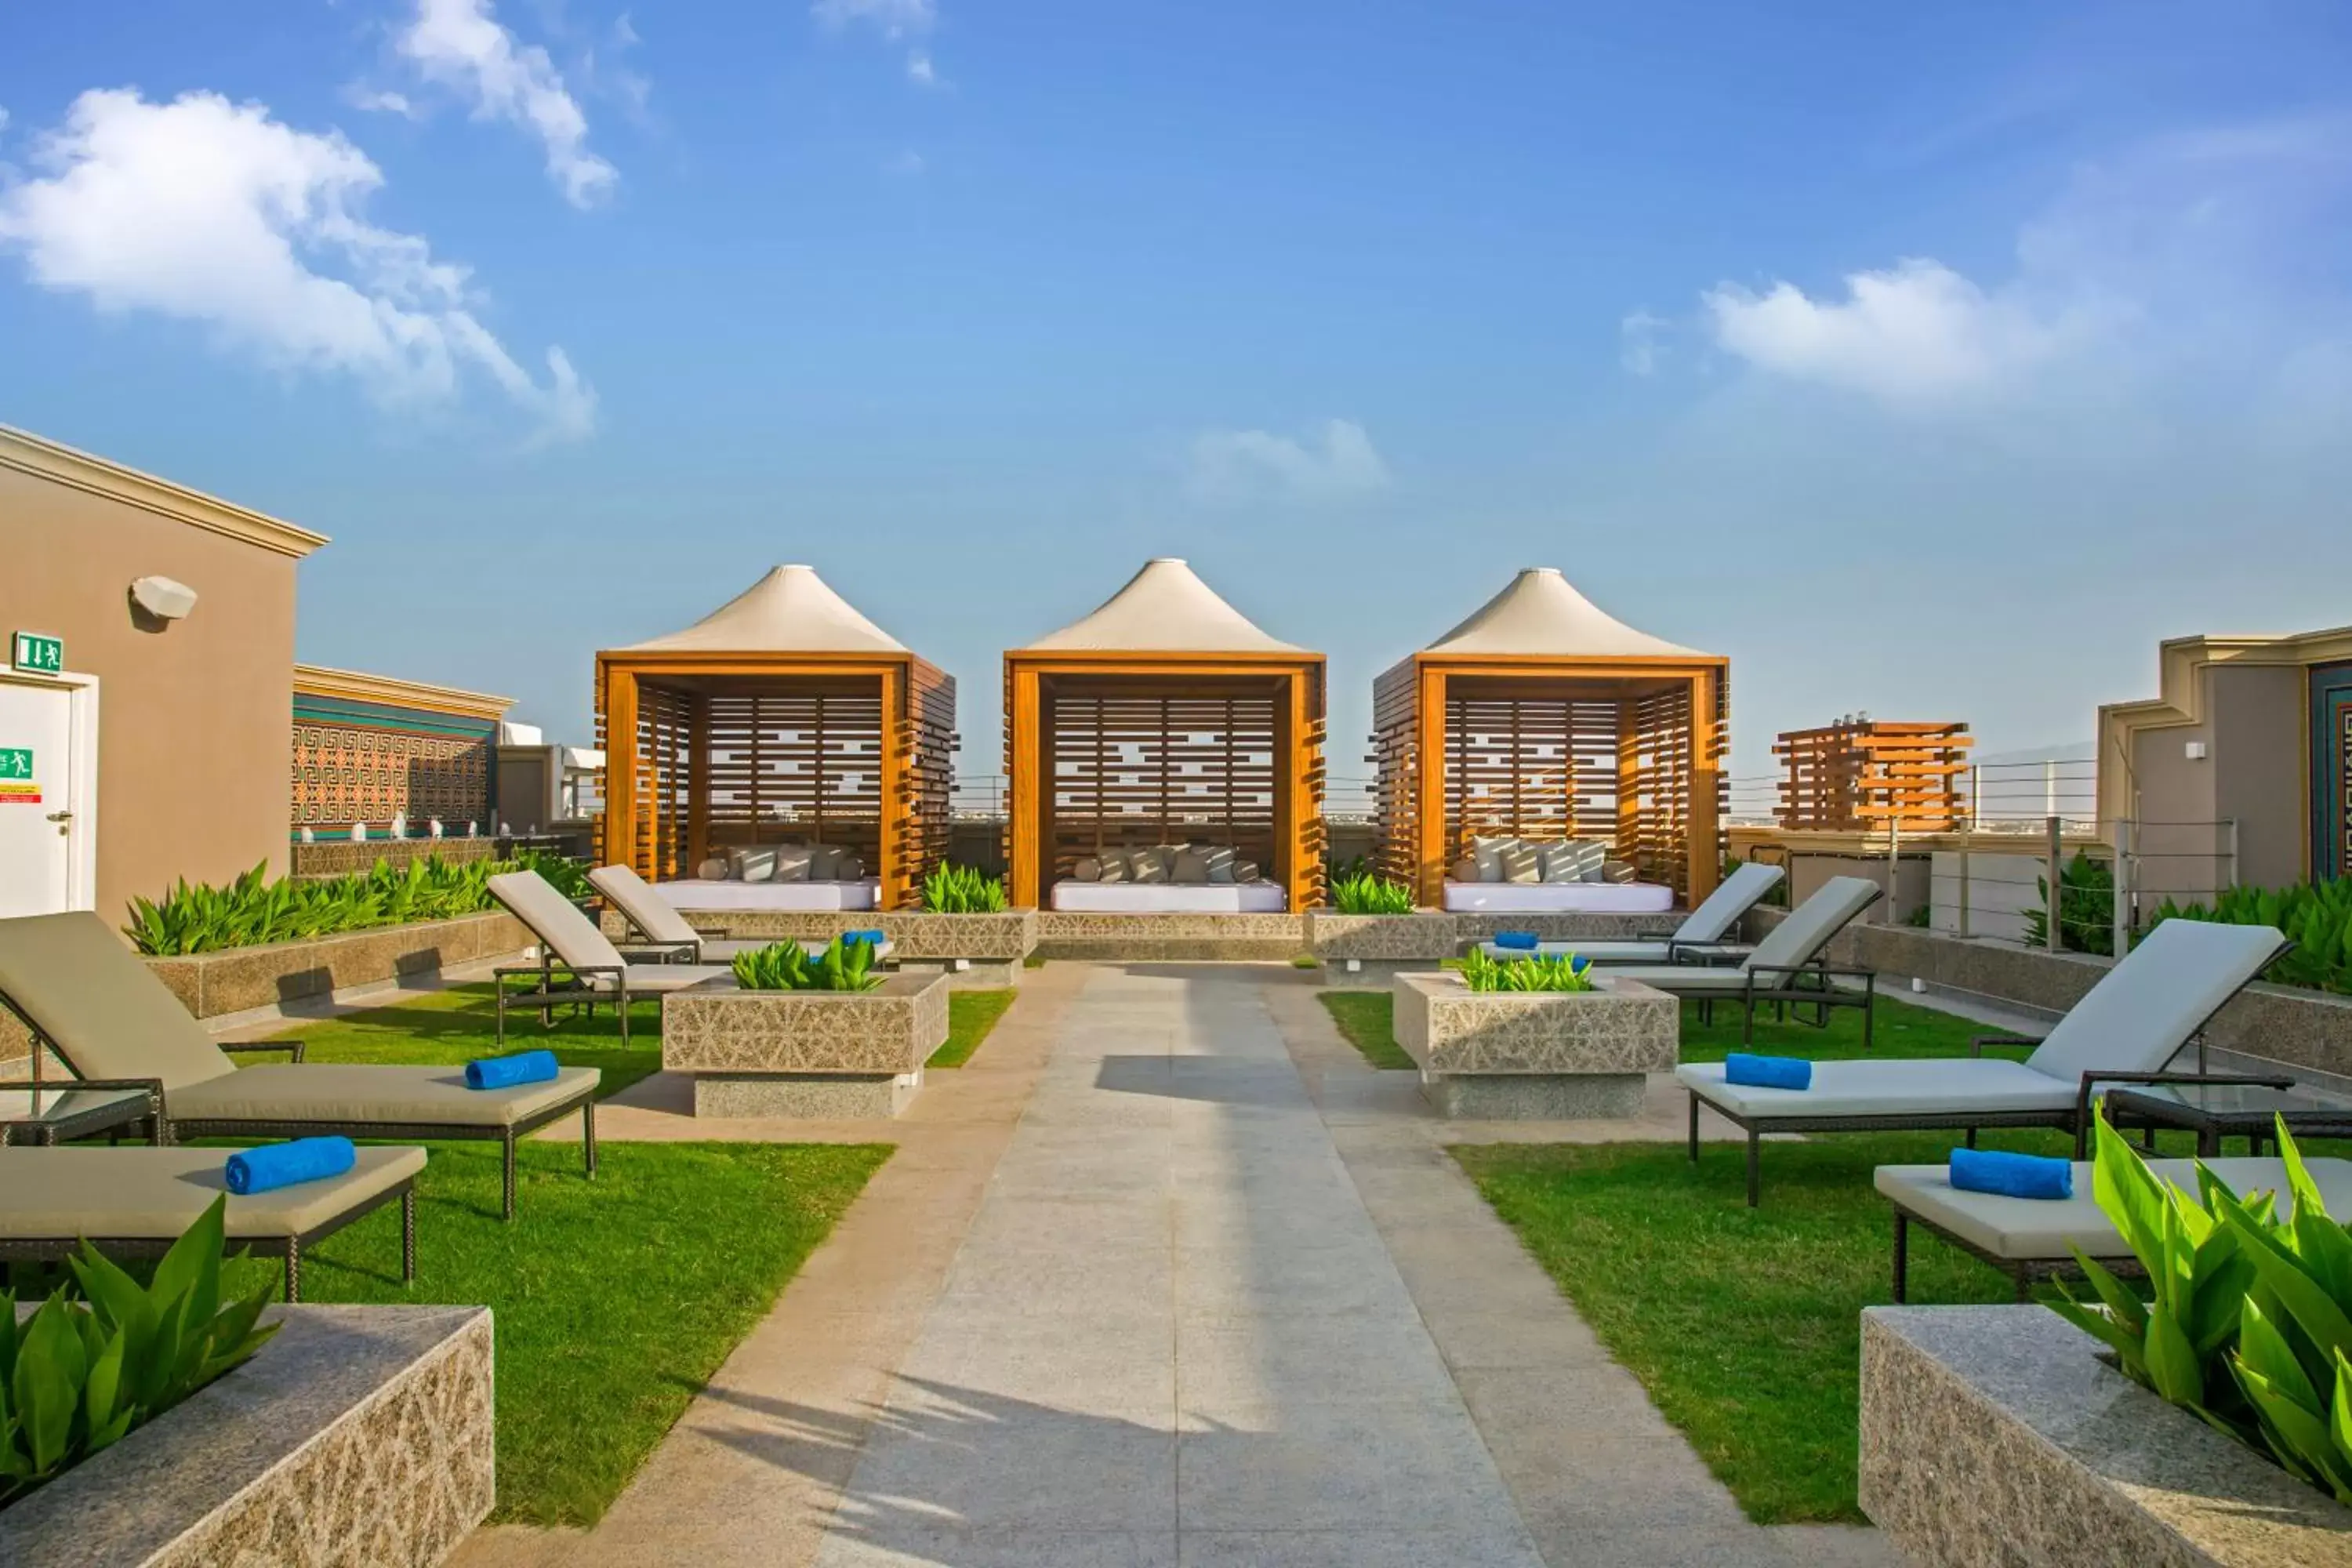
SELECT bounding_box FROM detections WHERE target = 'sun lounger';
[1877,1153,2352,1302]
[1475,861,1785,966]
[0,912,599,1220]
[588,863,896,964]
[0,1144,424,1301]
[488,870,736,1046]
[1677,917,2292,1204]
[1578,877,1886,1044]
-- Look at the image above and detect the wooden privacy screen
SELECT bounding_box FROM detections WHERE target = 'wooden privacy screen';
[1775,720,1971,833]
[1004,656,1327,910]
[595,656,955,909]
[1373,659,1728,906]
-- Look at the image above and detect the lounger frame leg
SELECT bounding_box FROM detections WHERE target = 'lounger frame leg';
[1746,1127,1762,1208]
[1687,1091,1700,1162]
[401,1189,417,1283]
[1892,1211,1909,1304]
[503,1128,518,1221]
[285,1241,302,1304]
[583,1098,599,1178]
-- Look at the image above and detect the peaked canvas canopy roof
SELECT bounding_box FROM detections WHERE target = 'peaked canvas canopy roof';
[1018,558,1306,655]
[1422,567,1713,660]
[615,564,909,655]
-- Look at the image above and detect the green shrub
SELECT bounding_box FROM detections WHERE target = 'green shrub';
[1330,868,1414,915]
[730,937,881,993]
[1457,947,1595,993]
[1,1197,278,1508]
[2053,1111,2352,1502]
[124,848,588,956]
[2021,851,2115,956]
[921,863,1009,914]
[2148,880,2352,996]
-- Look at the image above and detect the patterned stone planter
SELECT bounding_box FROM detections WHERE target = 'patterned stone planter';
[0,1304,493,1567]
[1391,969,1677,1118]
[1030,912,1306,960]
[1859,1305,2352,1566]
[1303,912,1457,983]
[604,909,1038,985]
[142,911,534,1021]
[662,972,949,1118]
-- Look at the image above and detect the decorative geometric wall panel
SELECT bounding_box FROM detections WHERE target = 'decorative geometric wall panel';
[290,697,495,831]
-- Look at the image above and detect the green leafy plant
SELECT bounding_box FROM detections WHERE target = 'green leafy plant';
[1457,948,1597,993]
[2052,1110,2352,1502]
[2148,880,2352,996]
[920,862,1009,914]
[2021,851,2115,955]
[125,848,587,956]
[729,937,882,993]
[1,1197,279,1508]
[1330,868,1414,915]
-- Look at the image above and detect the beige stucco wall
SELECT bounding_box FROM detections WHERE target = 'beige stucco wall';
[2125,662,2305,898]
[0,463,300,920]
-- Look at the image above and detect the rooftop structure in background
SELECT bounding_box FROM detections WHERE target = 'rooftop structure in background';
[595,565,955,911]
[292,666,512,837]
[1774,719,1973,835]
[1373,567,1727,908]
[1004,558,1327,912]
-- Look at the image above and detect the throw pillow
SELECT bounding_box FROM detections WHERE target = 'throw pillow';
[1450,856,1478,884]
[770,843,814,883]
[808,844,844,880]
[1602,859,1638,884]
[835,855,865,881]
[1202,844,1237,884]
[1173,846,1214,885]
[1499,839,1541,885]
[1234,859,1261,884]
[732,846,778,884]
[1541,840,1606,884]
[696,856,730,881]
[1471,836,1512,883]
[1128,848,1169,884]
[1073,856,1102,883]
[1095,853,1128,884]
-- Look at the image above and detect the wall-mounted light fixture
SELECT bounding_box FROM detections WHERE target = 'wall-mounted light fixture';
[2185,740,2209,761]
[129,575,199,622]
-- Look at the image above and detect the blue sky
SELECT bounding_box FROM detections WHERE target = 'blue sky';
[3,0,2348,799]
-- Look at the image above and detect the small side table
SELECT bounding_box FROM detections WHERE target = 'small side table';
[0,1082,162,1147]
[2106,1081,2352,1158]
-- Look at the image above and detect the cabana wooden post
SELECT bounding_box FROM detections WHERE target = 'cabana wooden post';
[1004,559,1327,912]
[1373,568,1728,909]
[596,565,954,911]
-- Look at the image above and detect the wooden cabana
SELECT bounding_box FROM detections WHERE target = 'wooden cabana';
[1004,558,1327,911]
[596,565,954,910]
[1373,567,1728,907]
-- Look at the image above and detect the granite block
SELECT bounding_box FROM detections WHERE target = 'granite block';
[662,972,948,1078]
[1859,1305,2352,1567]
[0,1303,493,1568]
[1303,913,1457,962]
[1032,913,1307,960]
[136,912,531,1019]
[1391,970,1677,1121]
[694,1070,921,1118]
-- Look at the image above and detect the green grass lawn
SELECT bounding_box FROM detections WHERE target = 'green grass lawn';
[1315,985,1998,1074]
[1454,1129,2080,1524]
[1317,991,1415,1069]
[256,981,668,1099]
[928,989,1018,1069]
[220,1137,887,1526]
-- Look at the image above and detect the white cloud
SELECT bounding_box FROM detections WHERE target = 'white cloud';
[907,53,938,86]
[1186,419,1392,505]
[884,149,925,176]
[344,85,419,118]
[397,0,615,208]
[815,0,939,86]
[1702,259,2078,403]
[0,88,593,441]
[1620,309,1667,376]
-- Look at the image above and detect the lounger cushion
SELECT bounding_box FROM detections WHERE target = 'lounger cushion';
[1478,939,1679,964]
[0,1145,426,1241]
[1743,877,1882,972]
[1678,862,1786,944]
[168,1065,599,1128]
[2021,918,2292,1083]
[1679,1058,2077,1119]
[1589,964,1757,994]
[1875,1156,2352,1262]
[611,964,735,995]
[490,871,632,975]
[0,913,237,1091]
[590,863,705,949]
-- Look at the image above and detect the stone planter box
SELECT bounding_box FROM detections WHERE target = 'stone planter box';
[1391,969,1678,1118]
[143,911,534,1021]
[1304,912,1457,982]
[289,838,498,880]
[1030,911,1307,960]
[1860,1305,2352,1566]
[0,1303,492,1568]
[662,972,949,1118]
[1450,910,1679,946]
[606,909,1037,985]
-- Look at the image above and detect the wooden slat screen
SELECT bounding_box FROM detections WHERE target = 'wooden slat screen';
[1443,684,1632,858]
[1370,660,1418,884]
[1043,680,1279,880]
[1776,720,1969,832]
[900,662,957,905]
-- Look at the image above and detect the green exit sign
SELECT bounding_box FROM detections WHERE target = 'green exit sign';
[11,633,63,675]
[0,750,31,780]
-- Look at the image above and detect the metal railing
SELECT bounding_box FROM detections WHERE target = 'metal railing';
[1914,815,2238,953]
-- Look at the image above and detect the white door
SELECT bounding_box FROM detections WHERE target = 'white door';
[0,677,76,916]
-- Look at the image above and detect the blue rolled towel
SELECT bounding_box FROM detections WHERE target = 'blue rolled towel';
[226,1136,355,1196]
[840,928,887,949]
[465,1048,561,1091]
[1724,1052,1812,1091]
[1494,931,1539,950]
[1568,954,1593,977]
[1950,1147,2074,1200]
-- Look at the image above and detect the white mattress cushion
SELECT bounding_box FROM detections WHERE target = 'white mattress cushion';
[1677,1058,2078,1120]
[1442,881,1677,914]
[1875,1156,2352,1261]
[655,879,881,912]
[2022,917,2289,1083]
[1051,881,1287,913]
[1588,964,1752,993]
